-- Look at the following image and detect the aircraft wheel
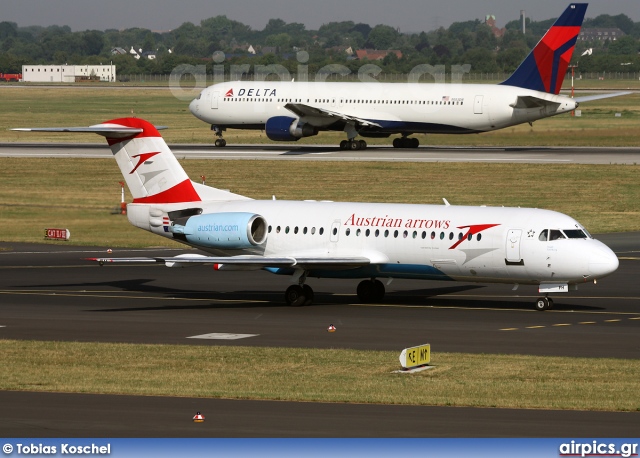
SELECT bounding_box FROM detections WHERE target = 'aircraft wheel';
[215,138,226,147]
[349,141,360,150]
[285,285,307,307]
[393,138,401,148]
[302,284,314,306]
[357,279,384,303]
[340,140,348,150]
[535,297,550,311]
[373,279,385,301]
[410,138,419,148]
[359,140,367,149]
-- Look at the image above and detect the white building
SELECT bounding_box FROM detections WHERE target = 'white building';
[21,65,116,83]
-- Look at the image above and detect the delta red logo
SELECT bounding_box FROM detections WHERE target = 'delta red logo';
[225,88,233,97]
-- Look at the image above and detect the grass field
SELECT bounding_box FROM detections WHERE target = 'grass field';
[1,86,639,146]
[0,159,638,247]
[1,340,639,411]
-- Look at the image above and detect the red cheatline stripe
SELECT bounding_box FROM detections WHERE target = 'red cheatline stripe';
[133,179,201,204]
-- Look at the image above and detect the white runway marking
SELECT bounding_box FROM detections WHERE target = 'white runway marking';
[187,332,258,340]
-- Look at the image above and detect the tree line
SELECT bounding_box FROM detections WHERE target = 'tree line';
[1,12,638,76]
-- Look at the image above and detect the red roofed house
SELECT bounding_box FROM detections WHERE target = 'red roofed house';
[356,49,403,60]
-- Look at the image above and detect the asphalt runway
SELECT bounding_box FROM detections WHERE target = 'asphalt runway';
[1,142,640,163]
[0,234,638,437]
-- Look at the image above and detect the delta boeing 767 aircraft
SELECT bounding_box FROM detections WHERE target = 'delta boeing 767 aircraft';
[189,3,629,149]
[15,117,619,310]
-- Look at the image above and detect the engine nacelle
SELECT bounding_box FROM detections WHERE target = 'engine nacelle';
[265,116,317,141]
[171,212,267,249]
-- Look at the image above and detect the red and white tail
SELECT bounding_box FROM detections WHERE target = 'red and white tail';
[14,117,248,204]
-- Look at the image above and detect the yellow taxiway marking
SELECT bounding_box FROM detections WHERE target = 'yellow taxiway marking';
[0,290,268,304]
[604,319,622,323]
[579,321,596,325]
[526,325,546,329]
[500,328,519,331]
[552,323,571,327]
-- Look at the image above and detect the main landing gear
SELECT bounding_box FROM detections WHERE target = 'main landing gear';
[356,279,385,303]
[211,125,226,147]
[535,296,554,311]
[393,136,420,148]
[283,277,386,306]
[339,139,367,150]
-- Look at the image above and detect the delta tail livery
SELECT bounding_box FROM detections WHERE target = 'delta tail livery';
[15,117,618,310]
[190,4,629,149]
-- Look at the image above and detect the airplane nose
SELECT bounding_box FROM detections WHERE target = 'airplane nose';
[588,243,619,278]
[189,98,198,114]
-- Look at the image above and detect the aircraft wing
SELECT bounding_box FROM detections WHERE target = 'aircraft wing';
[573,91,631,103]
[88,254,371,269]
[284,103,382,128]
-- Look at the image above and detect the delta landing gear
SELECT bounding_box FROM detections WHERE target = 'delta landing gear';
[535,296,554,311]
[339,139,367,150]
[211,125,226,147]
[392,136,419,148]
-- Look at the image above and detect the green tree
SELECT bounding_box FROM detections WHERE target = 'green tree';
[367,25,400,49]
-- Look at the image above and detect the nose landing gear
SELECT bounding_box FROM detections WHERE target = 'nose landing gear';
[535,296,554,311]
[211,125,226,147]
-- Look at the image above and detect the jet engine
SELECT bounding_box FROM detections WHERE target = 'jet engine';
[170,212,267,249]
[265,116,318,141]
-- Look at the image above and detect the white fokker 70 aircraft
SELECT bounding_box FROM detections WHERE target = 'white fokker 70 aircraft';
[190,3,628,149]
[16,117,618,310]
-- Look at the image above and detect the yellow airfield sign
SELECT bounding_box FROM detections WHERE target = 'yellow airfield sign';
[399,344,431,369]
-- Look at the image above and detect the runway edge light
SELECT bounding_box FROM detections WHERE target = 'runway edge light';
[193,412,205,422]
[399,344,431,370]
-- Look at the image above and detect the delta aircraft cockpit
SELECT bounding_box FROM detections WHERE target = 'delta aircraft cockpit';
[14,117,619,311]
[189,3,630,150]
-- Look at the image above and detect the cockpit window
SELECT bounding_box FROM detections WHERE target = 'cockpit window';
[549,230,566,240]
[196,94,201,100]
[538,229,548,241]
[563,229,588,239]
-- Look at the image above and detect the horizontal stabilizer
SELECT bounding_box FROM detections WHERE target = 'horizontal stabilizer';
[12,124,167,138]
[574,91,632,103]
[509,96,561,109]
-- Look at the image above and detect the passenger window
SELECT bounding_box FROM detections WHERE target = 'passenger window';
[356,229,361,236]
[311,227,316,235]
[319,228,324,235]
[345,228,351,236]
[375,229,380,237]
[365,229,370,237]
